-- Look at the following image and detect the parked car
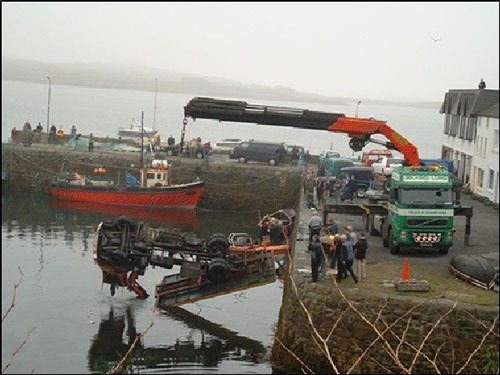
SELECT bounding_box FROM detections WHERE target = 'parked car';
[322,157,354,178]
[230,140,286,165]
[361,149,393,167]
[371,156,404,176]
[339,166,374,198]
[318,150,341,175]
[213,138,243,154]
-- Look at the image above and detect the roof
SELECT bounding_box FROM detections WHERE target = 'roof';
[440,89,499,118]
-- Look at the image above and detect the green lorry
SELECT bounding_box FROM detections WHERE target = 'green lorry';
[377,166,455,254]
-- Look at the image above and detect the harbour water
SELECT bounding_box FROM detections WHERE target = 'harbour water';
[2,79,447,373]
[1,192,282,374]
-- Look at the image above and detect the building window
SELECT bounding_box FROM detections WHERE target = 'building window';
[450,115,459,137]
[444,114,451,135]
[466,117,477,141]
[477,168,484,188]
[489,169,495,189]
[494,129,499,151]
[484,139,488,158]
[459,116,466,138]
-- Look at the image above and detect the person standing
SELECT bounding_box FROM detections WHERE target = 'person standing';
[354,232,368,280]
[308,234,323,283]
[337,234,358,283]
[89,133,94,152]
[71,124,77,137]
[11,126,17,144]
[50,124,57,143]
[308,209,323,241]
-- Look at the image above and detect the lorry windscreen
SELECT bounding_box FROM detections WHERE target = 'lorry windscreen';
[399,188,452,206]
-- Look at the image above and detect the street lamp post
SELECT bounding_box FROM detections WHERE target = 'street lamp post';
[46,76,52,134]
[355,100,362,118]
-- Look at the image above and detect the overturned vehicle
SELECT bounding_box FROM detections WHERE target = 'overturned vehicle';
[93,210,294,308]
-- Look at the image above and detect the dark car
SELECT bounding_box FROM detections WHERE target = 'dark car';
[340,166,374,198]
[230,140,286,166]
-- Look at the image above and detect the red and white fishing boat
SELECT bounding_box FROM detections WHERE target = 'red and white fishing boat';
[50,159,204,209]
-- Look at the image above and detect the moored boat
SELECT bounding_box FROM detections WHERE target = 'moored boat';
[118,119,158,138]
[50,159,204,209]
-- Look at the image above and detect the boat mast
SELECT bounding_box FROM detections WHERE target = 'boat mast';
[153,77,157,131]
[140,111,144,170]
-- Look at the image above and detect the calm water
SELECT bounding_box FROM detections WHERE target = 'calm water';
[1,192,283,374]
[2,79,446,373]
[2,79,445,158]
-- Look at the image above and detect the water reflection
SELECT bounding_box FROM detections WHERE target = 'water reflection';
[87,304,266,373]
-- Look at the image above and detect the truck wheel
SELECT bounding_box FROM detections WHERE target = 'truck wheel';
[439,247,449,255]
[356,186,367,198]
[196,151,204,159]
[207,258,231,283]
[207,233,229,257]
[166,149,174,156]
[388,228,399,254]
[369,217,379,236]
[383,178,391,193]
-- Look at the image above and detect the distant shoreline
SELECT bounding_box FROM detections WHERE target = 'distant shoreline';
[1,57,442,110]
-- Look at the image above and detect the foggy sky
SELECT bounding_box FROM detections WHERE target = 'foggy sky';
[2,2,499,102]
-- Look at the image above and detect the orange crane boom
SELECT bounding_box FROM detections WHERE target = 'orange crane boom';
[184,97,421,166]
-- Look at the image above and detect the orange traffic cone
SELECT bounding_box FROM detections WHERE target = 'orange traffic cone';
[400,257,410,281]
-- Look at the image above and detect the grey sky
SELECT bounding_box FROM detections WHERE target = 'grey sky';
[2,2,498,101]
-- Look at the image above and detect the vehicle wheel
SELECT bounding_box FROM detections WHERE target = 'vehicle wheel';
[207,258,231,283]
[356,186,367,198]
[383,178,391,193]
[369,216,379,236]
[196,151,204,159]
[388,228,399,254]
[269,159,276,166]
[116,216,138,232]
[166,149,174,156]
[207,234,229,257]
[439,247,449,255]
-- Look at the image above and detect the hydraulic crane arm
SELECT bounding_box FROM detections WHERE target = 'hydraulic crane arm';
[184,97,421,166]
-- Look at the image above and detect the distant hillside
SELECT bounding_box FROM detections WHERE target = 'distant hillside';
[1,57,441,109]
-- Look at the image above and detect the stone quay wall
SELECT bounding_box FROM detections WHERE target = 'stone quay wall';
[1,144,302,212]
[271,277,498,373]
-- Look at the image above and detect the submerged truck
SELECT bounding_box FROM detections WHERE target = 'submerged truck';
[377,166,454,254]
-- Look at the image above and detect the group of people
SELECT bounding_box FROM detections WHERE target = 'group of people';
[258,215,287,245]
[307,209,368,283]
[185,137,212,158]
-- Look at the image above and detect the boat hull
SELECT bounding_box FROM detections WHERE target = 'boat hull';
[50,181,204,208]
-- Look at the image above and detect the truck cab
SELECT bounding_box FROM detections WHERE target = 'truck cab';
[381,166,454,254]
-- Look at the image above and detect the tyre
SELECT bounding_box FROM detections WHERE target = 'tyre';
[269,159,276,166]
[207,233,229,257]
[196,151,204,159]
[438,247,449,255]
[388,228,399,254]
[116,216,138,232]
[166,149,174,156]
[356,186,367,198]
[207,258,231,283]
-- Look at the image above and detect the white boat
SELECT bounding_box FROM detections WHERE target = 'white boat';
[118,119,158,138]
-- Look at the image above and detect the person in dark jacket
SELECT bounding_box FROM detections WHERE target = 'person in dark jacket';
[354,232,368,280]
[308,234,324,283]
[337,234,358,283]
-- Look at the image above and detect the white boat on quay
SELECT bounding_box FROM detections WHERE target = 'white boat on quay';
[118,119,158,138]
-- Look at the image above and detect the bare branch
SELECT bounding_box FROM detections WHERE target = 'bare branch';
[409,301,457,373]
[109,321,154,374]
[2,326,36,373]
[325,309,348,343]
[456,315,499,374]
[396,317,412,359]
[334,282,409,374]
[275,337,315,374]
[2,267,24,323]
[289,276,340,374]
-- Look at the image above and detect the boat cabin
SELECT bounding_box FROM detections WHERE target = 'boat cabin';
[141,159,172,188]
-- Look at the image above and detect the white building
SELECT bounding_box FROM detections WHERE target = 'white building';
[440,87,499,204]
